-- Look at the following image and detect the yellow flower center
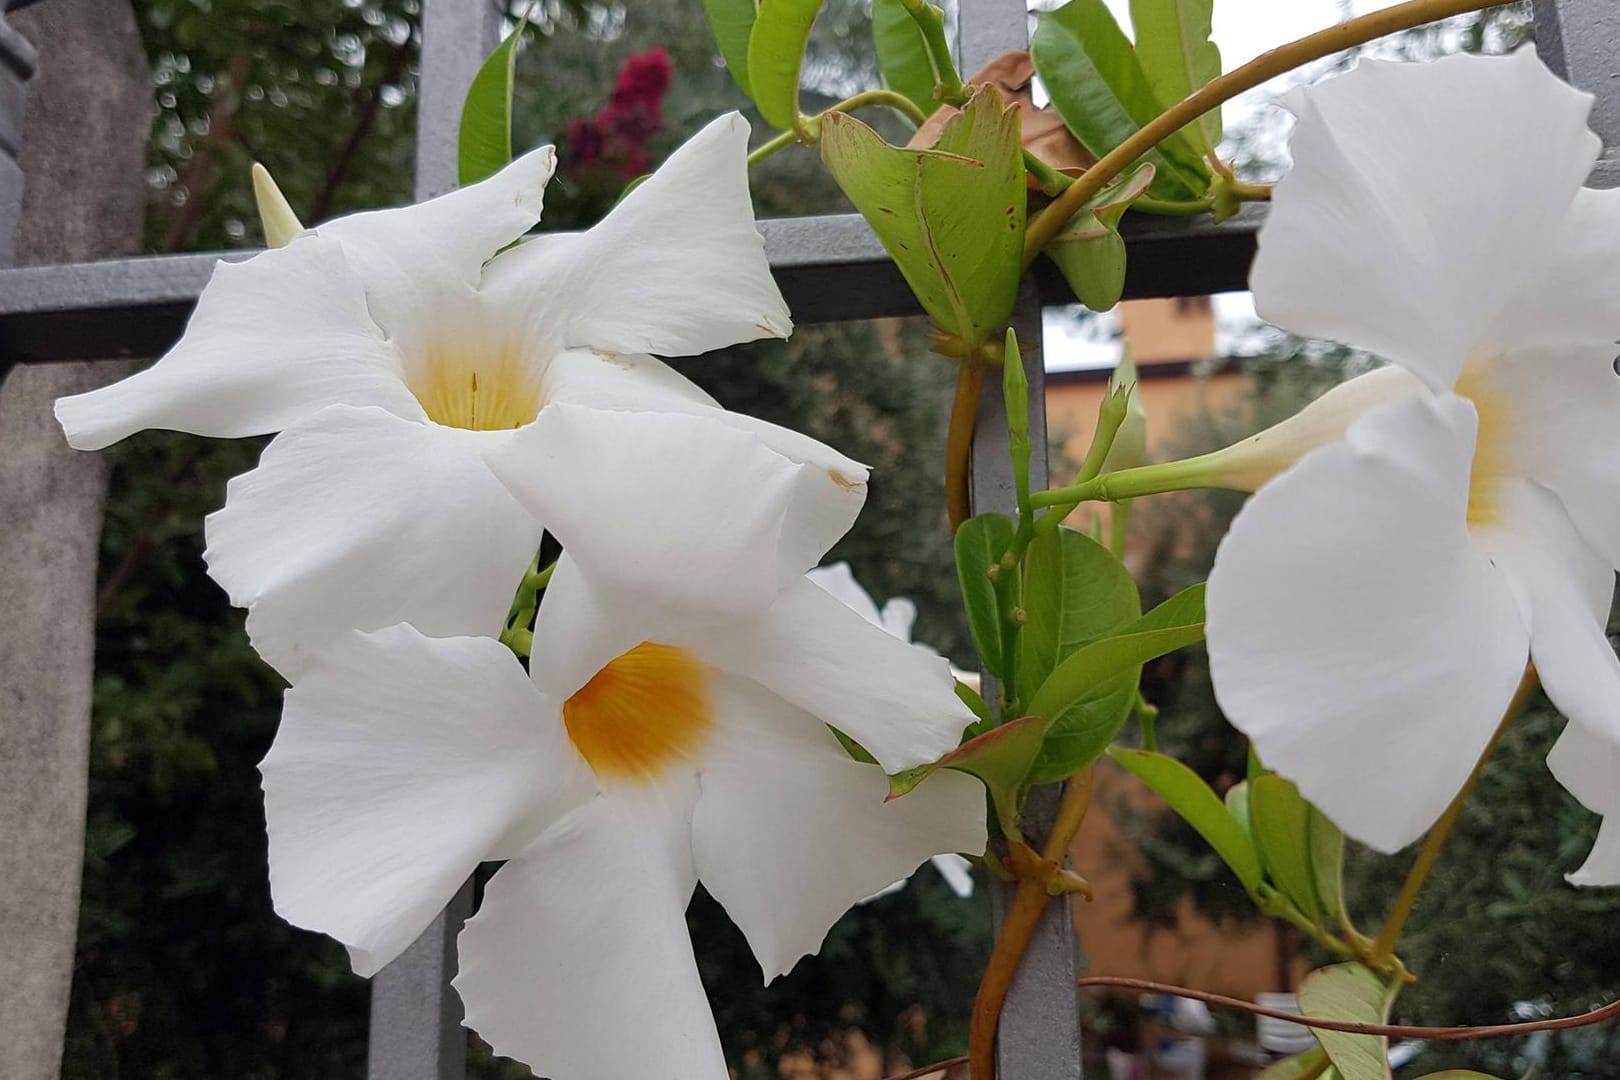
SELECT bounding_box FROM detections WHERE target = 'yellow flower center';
[561,642,714,784]
[408,340,543,431]
[1456,355,1515,529]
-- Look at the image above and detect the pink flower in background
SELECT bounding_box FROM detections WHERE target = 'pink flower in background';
[564,48,675,179]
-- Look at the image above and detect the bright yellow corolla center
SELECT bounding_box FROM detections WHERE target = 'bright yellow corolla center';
[1456,356,1515,529]
[562,642,714,783]
[408,340,543,431]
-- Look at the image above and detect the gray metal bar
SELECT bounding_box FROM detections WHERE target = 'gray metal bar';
[0,208,1262,367]
[955,0,1030,76]
[414,0,505,201]
[366,880,475,1080]
[0,11,32,266]
[1534,0,1620,188]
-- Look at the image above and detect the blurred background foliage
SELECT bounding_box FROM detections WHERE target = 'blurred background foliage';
[64,0,1620,1077]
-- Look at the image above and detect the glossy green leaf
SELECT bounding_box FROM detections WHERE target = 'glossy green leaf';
[705,0,760,94]
[820,86,1024,346]
[888,714,1047,831]
[1030,0,1209,200]
[1251,773,1325,926]
[873,0,943,116]
[955,513,1016,679]
[1045,161,1155,310]
[748,0,824,130]
[1017,526,1140,695]
[1109,748,1264,893]
[1135,581,1206,632]
[457,24,524,186]
[1256,1048,1329,1080]
[1297,963,1395,1080]
[1309,804,1347,925]
[1130,0,1222,152]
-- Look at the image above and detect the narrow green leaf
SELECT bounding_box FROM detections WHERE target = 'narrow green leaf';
[1309,804,1347,926]
[873,0,943,116]
[954,513,1016,679]
[1046,161,1154,310]
[1297,963,1395,1080]
[1135,581,1205,632]
[820,87,1024,347]
[458,24,525,186]
[888,714,1047,832]
[705,0,760,94]
[1130,0,1223,151]
[1017,526,1140,695]
[1109,748,1265,893]
[1250,773,1325,926]
[748,0,825,130]
[1030,0,1210,200]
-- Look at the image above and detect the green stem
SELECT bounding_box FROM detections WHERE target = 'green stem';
[747,129,799,167]
[1033,453,1225,512]
[1135,694,1158,752]
[1023,148,1216,216]
[898,0,965,106]
[1022,0,1510,266]
[752,88,932,167]
[1368,669,1538,964]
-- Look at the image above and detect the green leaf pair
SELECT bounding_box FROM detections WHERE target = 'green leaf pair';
[821,87,1026,351]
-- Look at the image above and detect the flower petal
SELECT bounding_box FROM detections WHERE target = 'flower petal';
[204,406,544,680]
[1252,49,1599,392]
[1478,480,1620,746]
[315,145,556,346]
[454,782,725,1080]
[1206,395,1529,853]
[1546,722,1620,886]
[691,675,986,978]
[488,403,860,622]
[526,554,660,700]
[55,236,418,449]
[1489,186,1620,352]
[484,112,791,357]
[1476,345,1620,570]
[705,577,974,773]
[261,627,592,977]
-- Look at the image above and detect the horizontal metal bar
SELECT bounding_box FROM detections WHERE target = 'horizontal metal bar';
[0,208,1260,367]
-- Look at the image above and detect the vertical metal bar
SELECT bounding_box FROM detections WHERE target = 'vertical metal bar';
[413,0,505,200]
[365,4,505,1077]
[954,0,1030,75]
[0,11,32,268]
[1534,0,1620,187]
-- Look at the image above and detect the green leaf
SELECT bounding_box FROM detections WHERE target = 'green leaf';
[956,679,995,733]
[1017,526,1139,695]
[888,714,1047,832]
[829,725,879,765]
[954,513,1016,679]
[457,23,525,186]
[820,86,1025,347]
[1134,581,1205,632]
[1297,963,1395,1080]
[873,0,943,116]
[748,0,824,131]
[705,0,760,95]
[1030,0,1210,200]
[1250,773,1326,926]
[1309,804,1347,926]
[1224,778,1252,838]
[1256,1048,1329,1080]
[1130,0,1223,152]
[1045,161,1154,311]
[1109,748,1264,893]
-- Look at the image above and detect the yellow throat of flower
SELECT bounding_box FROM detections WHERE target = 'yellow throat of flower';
[562,642,714,784]
[408,340,543,431]
[1456,356,1514,529]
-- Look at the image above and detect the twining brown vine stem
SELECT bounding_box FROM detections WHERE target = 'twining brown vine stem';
[1076,976,1620,1042]
[1021,0,1511,265]
[968,765,1096,1080]
[945,362,985,531]
[882,1054,970,1080]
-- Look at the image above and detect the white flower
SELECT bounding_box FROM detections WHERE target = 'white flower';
[262,407,985,1079]
[806,561,978,900]
[1204,49,1620,880]
[56,114,793,679]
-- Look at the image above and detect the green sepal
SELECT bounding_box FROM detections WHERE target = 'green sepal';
[954,513,1017,679]
[1297,963,1397,1080]
[458,19,528,186]
[820,86,1025,349]
[1030,0,1210,200]
[1129,0,1222,152]
[704,0,760,95]
[1045,161,1155,311]
[888,714,1047,834]
[748,0,825,131]
[1108,748,1265,894]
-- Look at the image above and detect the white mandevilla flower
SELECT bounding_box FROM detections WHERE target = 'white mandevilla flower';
[55,113,793,679]
[806,561,977,900]
[262,406,986,1080]
[1203,48,1620,883]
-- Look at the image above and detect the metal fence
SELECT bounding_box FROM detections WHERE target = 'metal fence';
[0,0,1608,1077]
